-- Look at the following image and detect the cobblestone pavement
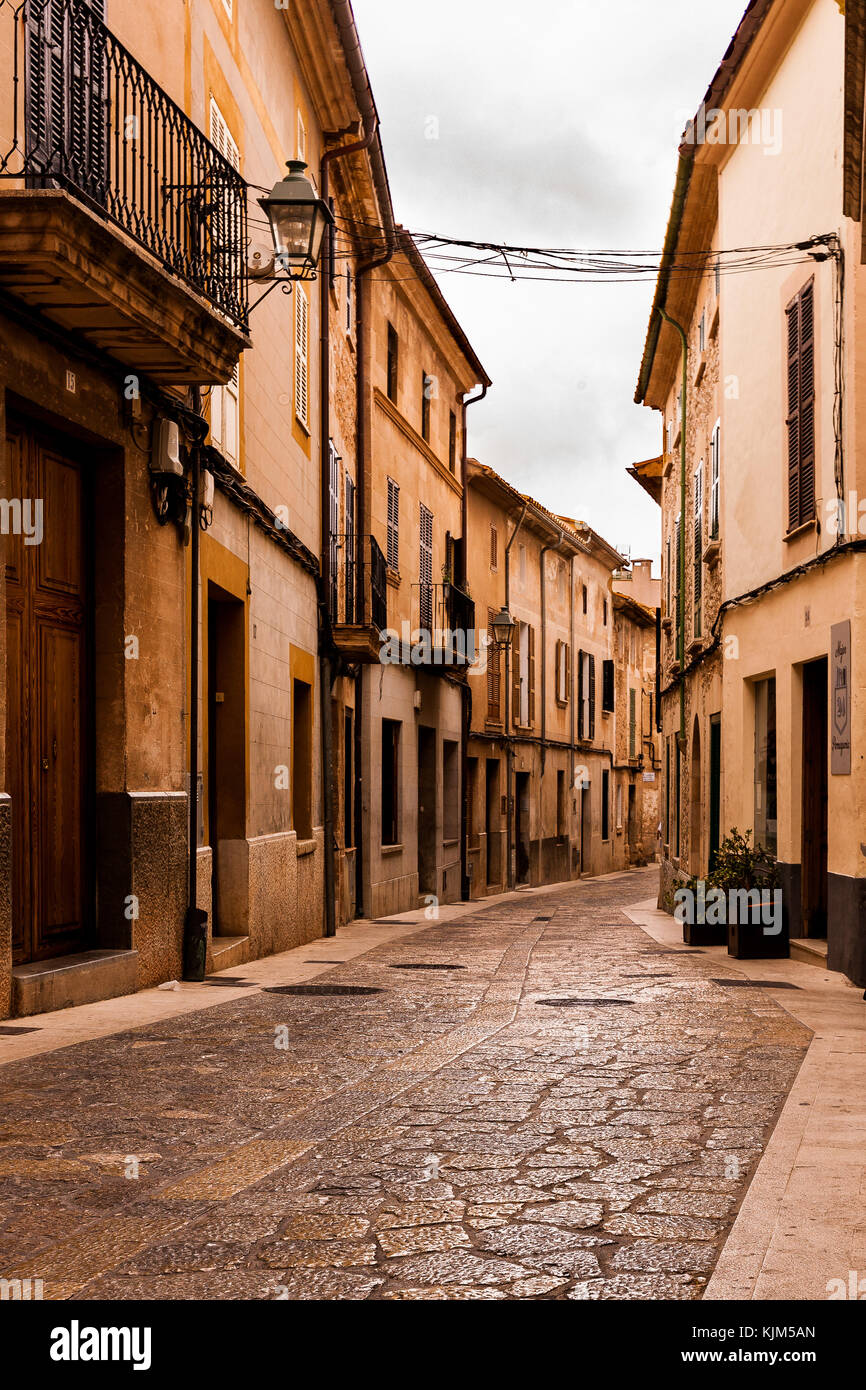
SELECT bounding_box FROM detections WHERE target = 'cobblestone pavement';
[0,868,811,1300]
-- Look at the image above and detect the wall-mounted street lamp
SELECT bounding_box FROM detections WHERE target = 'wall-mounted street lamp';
[258,160,334,283]
[490,605,517,649]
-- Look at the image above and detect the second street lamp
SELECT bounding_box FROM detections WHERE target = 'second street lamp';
[490,605,516,649]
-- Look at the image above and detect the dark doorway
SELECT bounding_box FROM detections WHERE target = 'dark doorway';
[627,783,637,857]
[485,758,500,886]
[7,423,90,963]
[515,771,530,885]
[709,714,721,873]
[690,716,702,876]
[802,657,828,938]
[207,585,246,932]
[417,726,436,895]
[580,784,591,874]
[344,711,354,849]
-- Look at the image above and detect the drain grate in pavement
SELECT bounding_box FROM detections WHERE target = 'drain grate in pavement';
[263,984,384,996]
[536,997,635,1008]
[0,1025,41,1035]
[204,977,257,988]
[620,973,673,979]
[388,963,466,971]
[711,978,800,990]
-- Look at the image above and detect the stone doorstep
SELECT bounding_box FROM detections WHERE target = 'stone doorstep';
[209,935,250,973]
[11,949,138,1019]
[789,937,829,968]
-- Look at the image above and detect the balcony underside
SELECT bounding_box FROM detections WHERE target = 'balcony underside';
[0,190,249,385]
[333,624,384,664]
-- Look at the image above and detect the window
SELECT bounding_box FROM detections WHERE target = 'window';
[419,503,433,630]
[386,478,399,572]
[443,740,459,841]
[754,678,777,855]
[296,110,307,163]
[603,597,608,626]
[785,279,815,532]
[490,524,498,570]
[513,622,535,728]
[211,360,240,464]
[518,544,526,586]
[292,679,313,840]
[578,650,595,740]
[381,719,400,845]
[294,284,309,429]
[666,420,673,455]
[674,512,682,653]
[601,767,610,841]
[487,608,502,721]
[616,782,623,832]
[698,309,706,354]
[555,639,570,704]
[581,583,588,615]
[556,769,567,841]
[421,371,432,442]
[387,323,399,403]
[629,687,637,759]
[710,419,721,539]
[448,410,457,473]
[602,658,614,713]
[693,460,703,638]
[327,441,339,619]
[345,266,353,335]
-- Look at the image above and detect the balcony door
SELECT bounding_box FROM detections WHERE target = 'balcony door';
[6,424,90,964]
[26,0,108,203]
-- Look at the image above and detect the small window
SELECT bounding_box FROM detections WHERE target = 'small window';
[629,687,637,759]
[448,411,457,473]
[294,285,309,430]
[601,768,610,841]
[387,323,399,403]
[490,524,498,570]
[603,597,608,626]
[581,583,588,615]
[710,420,721,539]
[421,371,432,442]
[211,360,240,465]
[386,477,399,571]
[555,639,570,704]
[785,280,815,532]
[345,266,353,335]
[602,658,614,713]
[381,719,400,845]
[698,309,706,354]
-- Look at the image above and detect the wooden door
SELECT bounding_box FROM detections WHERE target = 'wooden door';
[801,658,828,938]
[6,425,89,963]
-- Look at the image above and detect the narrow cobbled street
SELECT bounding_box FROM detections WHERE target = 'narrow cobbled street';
[0,868,811,1301]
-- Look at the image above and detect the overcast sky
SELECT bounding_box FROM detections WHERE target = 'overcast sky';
[351,0,749,566]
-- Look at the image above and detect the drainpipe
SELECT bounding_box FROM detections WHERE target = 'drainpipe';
[183,386,208,980]
[318,125,378,939]
[459,384,487,902]
[659,307,687,756]
[504,499,528,889]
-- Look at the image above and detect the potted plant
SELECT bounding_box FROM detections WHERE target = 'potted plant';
[712,828,787,959]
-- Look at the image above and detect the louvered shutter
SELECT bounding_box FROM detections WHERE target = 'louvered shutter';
[577,649,585,738]
[328,443,339,620]
[588,654,596,739]
[27,0,106,190]
[345,474,356,623]
[787,281,815,531]
[565,643,571,704]
[674,514,681,649]
[487,608,501,720]
[528,626,536,726]
[629,688,637,759]
[295,285,309,429]
[69,0,107,199]
[693,461,703,632]
[419,504,433,631]
[710,423,720,539]
[386,479,399,571]
[512,630,522,729]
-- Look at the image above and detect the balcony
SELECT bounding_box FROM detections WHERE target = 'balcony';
[0,0,249,383]
[329,533,388,664]
[407,581,476,672]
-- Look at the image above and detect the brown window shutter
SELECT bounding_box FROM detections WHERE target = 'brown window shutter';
[588,653,596,739]
[565,642,571,703]
[512,630,521,728]
[577,649,584,738]
[529,626,536,725]
[799,281,815,525]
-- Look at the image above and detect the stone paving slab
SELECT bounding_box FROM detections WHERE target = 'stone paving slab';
[0,869,815,1300]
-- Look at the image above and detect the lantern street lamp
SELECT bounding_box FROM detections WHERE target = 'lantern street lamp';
[258,160,334,282]
[490,605,516,649]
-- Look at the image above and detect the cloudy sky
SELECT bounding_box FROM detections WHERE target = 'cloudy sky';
[351,0,749,566]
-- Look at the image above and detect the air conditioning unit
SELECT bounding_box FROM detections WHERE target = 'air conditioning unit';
[151,418,183,477]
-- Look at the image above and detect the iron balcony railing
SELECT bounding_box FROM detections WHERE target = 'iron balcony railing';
[411,581,476,666]
[0,0,249,329]
[329,533,387,633]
